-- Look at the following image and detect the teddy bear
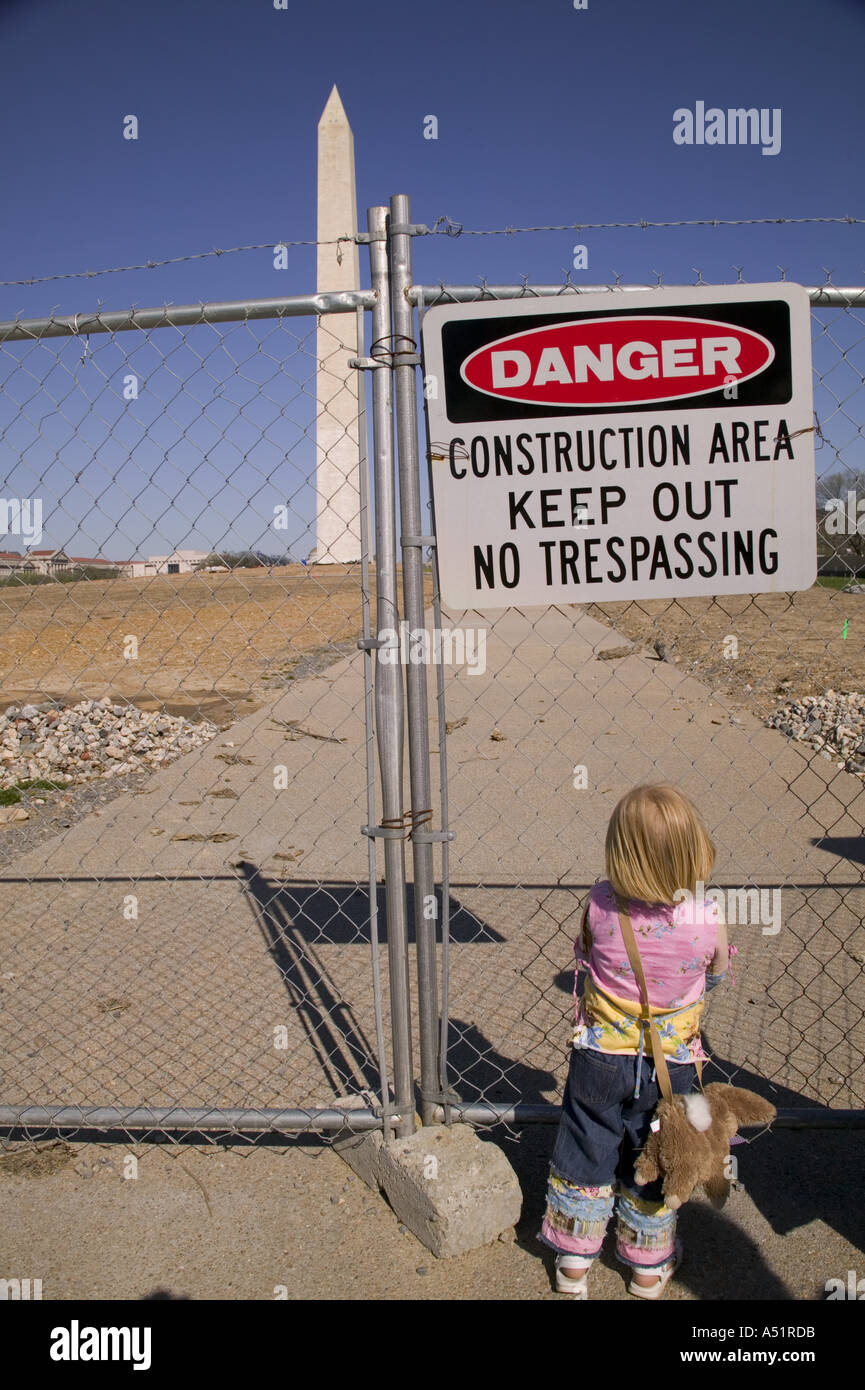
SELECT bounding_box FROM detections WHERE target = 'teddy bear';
[634,1083,777,1209]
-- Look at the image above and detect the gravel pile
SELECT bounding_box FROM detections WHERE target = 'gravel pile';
[766,690,865,775]
[0,698,219,790]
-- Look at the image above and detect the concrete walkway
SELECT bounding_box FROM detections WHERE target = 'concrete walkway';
[2,600,863,1112]
[0,600,862,1298]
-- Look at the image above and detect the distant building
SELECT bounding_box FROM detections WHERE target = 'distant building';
[1,546,215,579]
[0,550,31,576]
[125,549,210,578]
[24,548,122,576]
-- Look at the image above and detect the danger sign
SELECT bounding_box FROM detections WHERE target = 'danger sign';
[420,284,816,607]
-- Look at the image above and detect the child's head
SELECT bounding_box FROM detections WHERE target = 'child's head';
[605,783,714,905]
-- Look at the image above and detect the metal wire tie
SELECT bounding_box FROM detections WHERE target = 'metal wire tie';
[375,1102,406,1122]
[421,1087,461,1106]
[364,809,440,841]
[367,333,419,368]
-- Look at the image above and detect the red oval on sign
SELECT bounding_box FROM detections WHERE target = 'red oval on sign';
[460,314,775,408]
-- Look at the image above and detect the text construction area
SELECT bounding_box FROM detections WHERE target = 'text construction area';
[421,285,816,607]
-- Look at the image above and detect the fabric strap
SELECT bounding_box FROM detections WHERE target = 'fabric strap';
[615,894,676,1103]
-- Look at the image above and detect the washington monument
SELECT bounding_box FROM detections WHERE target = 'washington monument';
[311,85,362,564]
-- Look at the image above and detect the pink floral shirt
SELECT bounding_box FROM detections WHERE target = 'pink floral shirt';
[573,879,722,1064]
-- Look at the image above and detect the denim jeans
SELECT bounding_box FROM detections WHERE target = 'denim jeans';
[539,1045,697,1269]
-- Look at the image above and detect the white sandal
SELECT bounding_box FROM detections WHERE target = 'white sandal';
[555,1254,592,1298]
[625,1240,682,1300]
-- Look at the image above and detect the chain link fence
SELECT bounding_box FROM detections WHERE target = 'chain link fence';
[0,268,420,1149]
[2,203,864,1164]
[410,274,865,1144]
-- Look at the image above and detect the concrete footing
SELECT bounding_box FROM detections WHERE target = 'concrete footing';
[335,1123,523,1258]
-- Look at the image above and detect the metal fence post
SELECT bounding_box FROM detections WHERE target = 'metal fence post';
[364,205,414,1137]
[388,194,441,1125]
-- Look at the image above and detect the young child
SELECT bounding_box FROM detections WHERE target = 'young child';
[539,783,730,1299]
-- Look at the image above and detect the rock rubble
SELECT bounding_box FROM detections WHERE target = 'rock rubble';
[0,698,218,790]
[766,690,865,776]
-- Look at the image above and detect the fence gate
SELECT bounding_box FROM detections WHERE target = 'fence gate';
[394,219,865,1139]
[0,207,419,1147]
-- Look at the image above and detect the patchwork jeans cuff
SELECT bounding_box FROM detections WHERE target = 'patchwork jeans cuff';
[615,1183,677,1265]
[540,1169,616,1251]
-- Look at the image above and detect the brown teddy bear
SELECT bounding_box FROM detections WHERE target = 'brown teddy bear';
[634,1083,776,1210]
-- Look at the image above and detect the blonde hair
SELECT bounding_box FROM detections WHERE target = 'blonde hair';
[605,783,714,906]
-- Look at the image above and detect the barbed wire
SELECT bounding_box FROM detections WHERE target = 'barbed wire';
[423,214,865,237]
[2,216,861,291]
[0,237,328,289]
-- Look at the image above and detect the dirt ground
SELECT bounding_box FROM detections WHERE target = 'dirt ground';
[0,1123,862,1303]
[0,571,859,727]
[0,564,430,720]
[587,587,864,719]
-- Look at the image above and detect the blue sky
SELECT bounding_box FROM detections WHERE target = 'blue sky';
[0,0,863,559]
